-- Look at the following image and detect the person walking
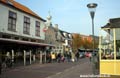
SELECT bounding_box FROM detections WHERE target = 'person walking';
[51,53,56,63]
[57,53,61,63]
[61,55,65,62]
[75,51,79,61]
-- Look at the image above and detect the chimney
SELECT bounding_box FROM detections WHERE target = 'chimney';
[54,24,58,31]
[54,24,58,29]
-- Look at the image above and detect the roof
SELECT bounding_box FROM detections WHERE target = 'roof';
[0,0,46,22]
[101,17,120,29]
[59,30,72,39]
[109,18,120,23]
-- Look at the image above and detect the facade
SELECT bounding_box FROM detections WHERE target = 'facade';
[58,29,73,53]
[44,13,73,54]
[99,17,120,75]
[45,24,64,54]
[0,0,54,66]
[45,24,73,54]
[80,34,92,43]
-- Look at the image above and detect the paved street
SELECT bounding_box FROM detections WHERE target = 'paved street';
[0,58,96,78]
[47,58,93,78]
[1,57,120,78]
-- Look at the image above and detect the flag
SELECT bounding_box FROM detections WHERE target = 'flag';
[43,25,48,32]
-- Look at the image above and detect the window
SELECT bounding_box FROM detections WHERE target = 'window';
[35,21,40,36]
[100,29,114,60]
[63,32,67,37]
[23,16,30,34]
[116,29,120,59]
[116,40,120,59]
[8,11,17,31]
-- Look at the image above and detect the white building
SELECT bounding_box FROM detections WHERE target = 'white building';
[0,0,54,66]
[44,13,73,55]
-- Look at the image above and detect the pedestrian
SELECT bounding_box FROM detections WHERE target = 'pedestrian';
[75,51,79,61]
[67,52,72,62]
[71,52,75,62]
[51,52,56,63]
[61,55,65,62]
[57,53,61,63]
[5,52,12,68]
[46,53,51,63]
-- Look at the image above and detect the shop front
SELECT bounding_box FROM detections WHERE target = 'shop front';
[0,38,54,68]
[99,18,120,75]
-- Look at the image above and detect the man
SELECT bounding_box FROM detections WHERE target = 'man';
[75,51,79,61]
[51,53,56,63]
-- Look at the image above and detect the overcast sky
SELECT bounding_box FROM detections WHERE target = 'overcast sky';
[16,0,120,36]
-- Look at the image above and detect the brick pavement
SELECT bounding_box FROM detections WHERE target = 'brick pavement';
[0,58,99,78]
[46,58,94,78]
[0,63,62,78]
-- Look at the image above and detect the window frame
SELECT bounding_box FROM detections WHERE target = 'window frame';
[35,21,40,37]
[23,16,30,35]
[8,11,17,32]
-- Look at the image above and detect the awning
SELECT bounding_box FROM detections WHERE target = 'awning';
[0,38,55,47]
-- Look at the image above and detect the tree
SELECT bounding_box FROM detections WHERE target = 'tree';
[72,34,99,52]
[72,34,83,53]
[83,38,92,49]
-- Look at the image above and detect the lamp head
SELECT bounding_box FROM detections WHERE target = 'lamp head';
[87,3,98,19]
[87,3,97,8]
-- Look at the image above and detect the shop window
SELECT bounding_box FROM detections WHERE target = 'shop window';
[2,35,11,39]
[100,29,114,60]
[116,40,120,59]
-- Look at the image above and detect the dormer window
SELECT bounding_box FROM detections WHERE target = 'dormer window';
[69,34,72,38]
[63,32,67,37]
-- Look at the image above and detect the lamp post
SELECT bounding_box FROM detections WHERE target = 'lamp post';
[87,3,98,74]
[87,3,97,53]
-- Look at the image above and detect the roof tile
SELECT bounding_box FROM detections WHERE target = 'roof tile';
[0,0,45,21]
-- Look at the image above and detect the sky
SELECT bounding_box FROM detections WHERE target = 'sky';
[16,0,120,36]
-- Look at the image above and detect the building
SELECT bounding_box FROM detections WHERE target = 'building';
[45,24,63,54]
[80,34,92,43]
[99,17,120,75]
[0,0,54,66]
[72,33,99,51]
[58,29,73,53]
[44,13,73,55]
[45,24,73,54]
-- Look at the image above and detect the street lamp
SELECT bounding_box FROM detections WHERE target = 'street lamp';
[87,3,98,74]
[87,3,97,53]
